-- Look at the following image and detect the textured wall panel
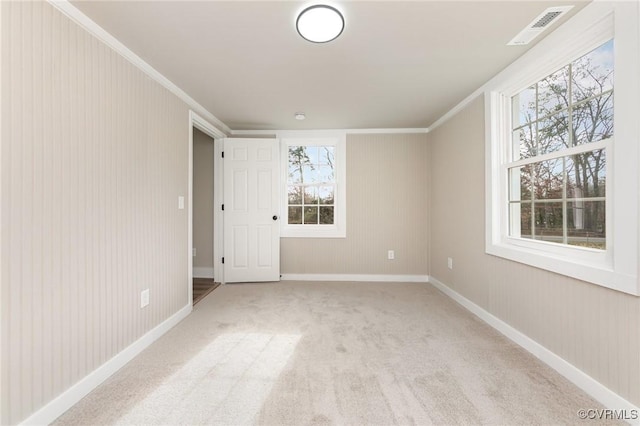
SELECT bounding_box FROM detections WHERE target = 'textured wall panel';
[0,2,190,423]
[428,95,640,406]
[281,133,430,276]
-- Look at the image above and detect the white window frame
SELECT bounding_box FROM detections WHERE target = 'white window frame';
[485,2,640,295]
[278,130,347,238]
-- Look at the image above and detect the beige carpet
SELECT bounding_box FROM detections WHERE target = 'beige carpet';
[54,281,616,425]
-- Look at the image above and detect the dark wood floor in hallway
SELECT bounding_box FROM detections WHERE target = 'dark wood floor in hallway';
[193,278,220,305]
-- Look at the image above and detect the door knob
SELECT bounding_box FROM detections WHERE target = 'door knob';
[273,215,278,221]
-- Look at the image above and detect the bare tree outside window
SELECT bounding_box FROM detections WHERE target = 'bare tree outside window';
[509,40,612,249]
[287,146,336,225]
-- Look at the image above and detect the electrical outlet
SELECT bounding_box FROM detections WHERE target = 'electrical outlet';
[447,257,453,270]
[388,250,395,260]
[141,289,150,308]
[193,248,196,257]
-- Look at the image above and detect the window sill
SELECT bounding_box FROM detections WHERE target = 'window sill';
[281,225,346,239]
[485,240,638,295]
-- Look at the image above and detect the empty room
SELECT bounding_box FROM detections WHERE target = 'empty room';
[2,0,639,424]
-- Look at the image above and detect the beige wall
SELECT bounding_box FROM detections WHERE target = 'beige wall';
[281,133,429,276]
[192,128,215,272]
[428,95,640,407]
[1,2,190,424]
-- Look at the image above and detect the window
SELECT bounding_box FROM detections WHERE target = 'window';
[279,131,346,238]
[287,145,336,225]
[509,41,612,250]
[485,3,640,295]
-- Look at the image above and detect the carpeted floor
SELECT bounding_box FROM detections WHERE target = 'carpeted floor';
[54,281,617,425]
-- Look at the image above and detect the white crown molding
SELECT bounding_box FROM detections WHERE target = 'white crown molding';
[231,128,429,137]
[427,1,615,133]
[20,303,192,426]
[346,128,429,134]
[48,0,232,137]
[428,275,640,423]
[281,274,429,283]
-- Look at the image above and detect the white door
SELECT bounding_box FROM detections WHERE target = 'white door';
[223,138,280,282]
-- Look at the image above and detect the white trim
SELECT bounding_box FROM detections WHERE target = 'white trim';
[228,130,278,137]
[48,0,231,136]
[0,0,5,423]
[19,304,192,426]
[429,91,484,133]
[428,2,618,133]
[232,128,429,137]
[345,128,429,134]
[483,1,640,295]
[213,139,224,284]
[281,274,428,283]
[428,276,640,425]
[193,267,214,279]
[279,131,347,238]
[189,111,225,289]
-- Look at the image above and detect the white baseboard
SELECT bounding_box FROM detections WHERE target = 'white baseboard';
[20,303,192,426]
[428,275,640,424]
[281,273,428,283]
[193,267,214,279]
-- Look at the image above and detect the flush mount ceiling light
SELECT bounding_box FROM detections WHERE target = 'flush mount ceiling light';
[295,112,306,120]
[296,5,344,43]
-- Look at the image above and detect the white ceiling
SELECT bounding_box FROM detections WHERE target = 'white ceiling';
[71,1,589,131]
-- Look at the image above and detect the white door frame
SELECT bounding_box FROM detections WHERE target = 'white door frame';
[189,111,227,306]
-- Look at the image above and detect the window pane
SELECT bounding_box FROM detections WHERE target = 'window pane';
[538,66,569,117]
[567,149,606,198]
[533,202,563,244]
[317,165,334,183]
[288,186,302,204]
[304,187,318,205]
[303,206,318,224]
[320,147,335,166]
[567,200,606,249]
[512,125,536,160]
[305,146,320,164]
[572,94,613,146]
[318,186,334,204]
[288,146,311,184]
[572,40,614,103]
[509,202,532,238]
[288,206,302,224]
[509,165,532,201]
[512,86,536,128]
[288,166,302,184]
[319,206,334,224]
[302,164,317,183]
[533,158,564,200]
[538,111,569,155]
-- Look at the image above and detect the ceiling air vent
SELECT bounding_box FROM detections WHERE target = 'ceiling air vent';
[507,6,573,46]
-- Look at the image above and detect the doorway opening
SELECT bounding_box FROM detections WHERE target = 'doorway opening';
[189,111,225,306]
[192,127,217,303]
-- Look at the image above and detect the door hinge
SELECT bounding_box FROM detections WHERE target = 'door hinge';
[222,257,225,264]
[222,204,224,211]
[222,151,224,159]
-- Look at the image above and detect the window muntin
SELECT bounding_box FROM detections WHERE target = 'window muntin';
[279,132,346,238]
[287,145,336,225]
[507,40,612,251]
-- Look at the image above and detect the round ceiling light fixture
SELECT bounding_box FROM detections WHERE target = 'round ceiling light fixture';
[294,112,306,120]
[296,5,344,43]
